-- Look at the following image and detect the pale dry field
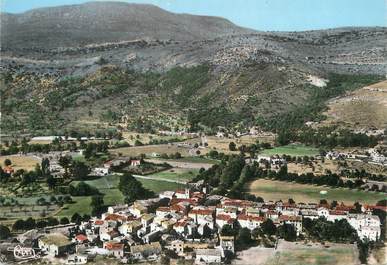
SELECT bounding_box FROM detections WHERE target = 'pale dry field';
[323,80,387,129]
[0,155,41,171]
[110,144,195,157]
[287,160,339,175]
[233,241,358,265]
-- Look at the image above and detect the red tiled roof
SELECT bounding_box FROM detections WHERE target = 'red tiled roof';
[189,209,214,216]
[105,242,124,250]
[75,234,88,242]
[279,215,302,222]
[364,205,387,212]
[94,220,104,225]
[237,214,265,222]
[216,214,233,221]
[329,210,347,216]
[223,199,254,208]
[105,214,127,222]
[156,207,171,212]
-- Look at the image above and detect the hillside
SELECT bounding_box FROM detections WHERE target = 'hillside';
[0,2,386,135]
[0,1,252,51]
[322,80,387,130]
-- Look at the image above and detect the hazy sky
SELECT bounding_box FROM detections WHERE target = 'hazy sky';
[2,0,386,31]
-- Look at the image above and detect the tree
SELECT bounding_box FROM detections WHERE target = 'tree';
[261,219,277,236]
[237,228,252,247]
[220,224,237,237]
[12,219,25,231]
[357,240,370,264]
[60,217,70,225]
[71,213,82,224]
[58,155,72,178]
[229,142,237,151]
[46,175,56,190]
[70,161,90,180]
[118,173,154,203]
[91,196,105,216]
[41,158,50,176]
[0,225,11,239]
[278,224,297,241]
[4,159,12,167]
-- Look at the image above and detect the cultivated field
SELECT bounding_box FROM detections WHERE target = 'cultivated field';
[247,179,386,204]
[0,155,41,171]
[260,144,319,157]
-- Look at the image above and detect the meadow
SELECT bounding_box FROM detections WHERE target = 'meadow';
[260,144,319,157]
[247,179,385,204]
[264,247,357,265]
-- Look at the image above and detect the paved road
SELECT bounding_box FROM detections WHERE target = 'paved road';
[132,174,187,184]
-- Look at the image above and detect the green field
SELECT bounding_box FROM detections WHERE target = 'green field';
[178,157,220,164]
[59,173,185,217]
[138,179,185,193]
[261,144,319,157]
[264,247,357,265]
[147,168,199,182]
[247,179,385,204]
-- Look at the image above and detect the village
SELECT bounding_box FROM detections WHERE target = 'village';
[0,178,385,264]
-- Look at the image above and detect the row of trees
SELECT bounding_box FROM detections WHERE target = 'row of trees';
[12,216,70,231]
[277,128,379,148]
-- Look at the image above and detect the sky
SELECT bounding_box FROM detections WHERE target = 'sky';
[1,0,386,31]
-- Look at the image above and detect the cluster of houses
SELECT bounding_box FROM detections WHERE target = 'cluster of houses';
[90,157,142,177]
[325,148,387,166]
[28,183,384,264]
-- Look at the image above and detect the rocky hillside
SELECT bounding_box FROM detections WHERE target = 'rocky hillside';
[0,2,386,135]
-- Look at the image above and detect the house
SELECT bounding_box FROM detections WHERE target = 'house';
[130,242,162,260]
[107,204,129,214]
[103,241,124,258]
[167,240,184,256]
[141,213,155,227]
[131,160,141,167]
[74,234,88,244]
[317,207,330,219]
[38,233,74,256]
[118,220,142,236]
[195,248,222,264]
[358,226,381,241]
[279,215,302,235]
[100,230,120,241]
[188,207,215,226]
[129,202,148,217]
[327,210,347,222]
[92,167,110,176]
[237,214,265,230]
[175,188,191,199]
[219,236,235,256]
[66,254,88,264]
[216,214,235,229]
